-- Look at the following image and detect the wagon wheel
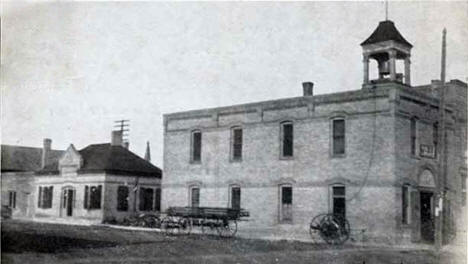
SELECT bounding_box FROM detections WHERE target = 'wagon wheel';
[319,214,350,245]
[178,217,192,235]
[309,213,328,243]
[161,216,178,235]
[216,218,237,238]
[142,215,161,228]
[201,217,217,236]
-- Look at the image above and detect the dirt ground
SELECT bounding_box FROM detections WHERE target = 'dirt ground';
[0,220,462,264]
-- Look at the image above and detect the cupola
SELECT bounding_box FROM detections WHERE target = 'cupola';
[361,20,412,87]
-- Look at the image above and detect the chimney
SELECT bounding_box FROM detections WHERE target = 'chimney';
[123,142,129,149]
[111,130,123,146]
[41,138,52,169]
[302,82,314,96]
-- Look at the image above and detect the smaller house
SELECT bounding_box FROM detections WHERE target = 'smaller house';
[1,139,64,219]
[2,131,162,224]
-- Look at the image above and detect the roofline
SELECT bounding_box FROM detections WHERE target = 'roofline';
[36,169,161,178]
[164,85,395,120]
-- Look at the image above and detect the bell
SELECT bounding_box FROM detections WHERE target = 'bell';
[378,60,390,75]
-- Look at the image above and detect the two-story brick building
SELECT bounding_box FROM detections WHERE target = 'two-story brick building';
[161,20,467,244]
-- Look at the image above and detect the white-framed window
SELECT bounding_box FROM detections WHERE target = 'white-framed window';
[279,184,293,222]
[410,117,417,156]
[230,185,241,209]
[280,121,294,158]
[462,175,467,207]
[8,190,16,209]
[190,186,200,207]
[154,187,161,211]
[402,184,411,224]
[332,119,345,156]
[84,185,102,210]
[231,127,243,161]
[38,186,53,209]
[331,184,346,219]
[433,122,438,158]
[190,130,202,163]
[139,187,154,211]
[117,186,129,211]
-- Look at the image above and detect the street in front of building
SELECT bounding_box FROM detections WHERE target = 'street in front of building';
[2,220,462,264]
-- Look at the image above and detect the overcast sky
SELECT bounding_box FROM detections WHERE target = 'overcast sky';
[2,1,467,167]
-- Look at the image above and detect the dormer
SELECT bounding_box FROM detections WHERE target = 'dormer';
[58,144,83,175]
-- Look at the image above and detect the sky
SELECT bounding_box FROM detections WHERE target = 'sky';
[2,1,467,167]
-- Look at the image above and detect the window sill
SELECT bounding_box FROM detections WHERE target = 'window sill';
[280,156,294,161]
[189,161,202,165]
[230,158,243,163]
[331,153,346,159]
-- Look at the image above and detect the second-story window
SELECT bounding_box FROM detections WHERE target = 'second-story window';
[410,118,417,155]
[191,130,202,162]
[332,119,345,155]
[231,127,243,161]
[281,122,293,158]
[433,122,438,158]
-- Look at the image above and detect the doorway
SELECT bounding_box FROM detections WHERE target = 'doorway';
[62,188,74,217]
[420,191,434,242]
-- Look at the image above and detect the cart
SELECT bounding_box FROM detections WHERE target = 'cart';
[309,213,350,245]
[161,206,249,238]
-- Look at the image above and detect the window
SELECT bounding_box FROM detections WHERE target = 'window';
[231,127,243,161]
[190,187,200,207]
[117,186,129,211]
[332,185,346,220]
[38,186,53,209]
[8,191,16,209]
[402,184,411,224]
[154,188,161,211]
[462,175,467,207]
[280,122,294,158]
[433,122,438,158]
[280,185,293,222]
[332,119,345,155]
[84,185,102,209]
[139,187,154,211]
[230,186,241,210]
[410,118,417,155]
[191,130,202,162]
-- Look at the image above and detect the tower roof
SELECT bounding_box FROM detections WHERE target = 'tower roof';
[361,20,412,47]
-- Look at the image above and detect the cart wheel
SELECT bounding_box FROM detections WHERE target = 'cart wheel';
[178,217,192,235]
[319,214,350,245]
[309,213,327,243]
[217,218,237,238]
[201,218,216,236]
[161,216,176,236]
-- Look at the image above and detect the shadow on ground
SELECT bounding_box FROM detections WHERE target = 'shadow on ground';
[1,231,120,253]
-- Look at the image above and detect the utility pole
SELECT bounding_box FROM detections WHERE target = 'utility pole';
[435,28,447,251]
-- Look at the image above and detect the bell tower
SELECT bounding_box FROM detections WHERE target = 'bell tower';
[361,20,412,87]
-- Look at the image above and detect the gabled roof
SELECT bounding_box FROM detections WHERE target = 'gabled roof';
[38,143,161,178]
[361,20,412,47]
[1,145,64,172]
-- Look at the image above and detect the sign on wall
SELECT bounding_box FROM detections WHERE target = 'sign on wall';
[420,144,435,159]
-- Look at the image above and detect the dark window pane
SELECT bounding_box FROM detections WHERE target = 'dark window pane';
[333,120,345,155]
[84,186,89,209]
[333,186,345,196]
[411,119,416,155]
[191,188,200,207]
[231,187,241,209]
[333,120,345,137]
[154,188,161,211]
[282,123,293,157]
[282,186,292,204]
[38,187,42,208]
[117,186,129,211]
[192,132,202,162]
[232,128,243,160]
[89,185,102,209]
